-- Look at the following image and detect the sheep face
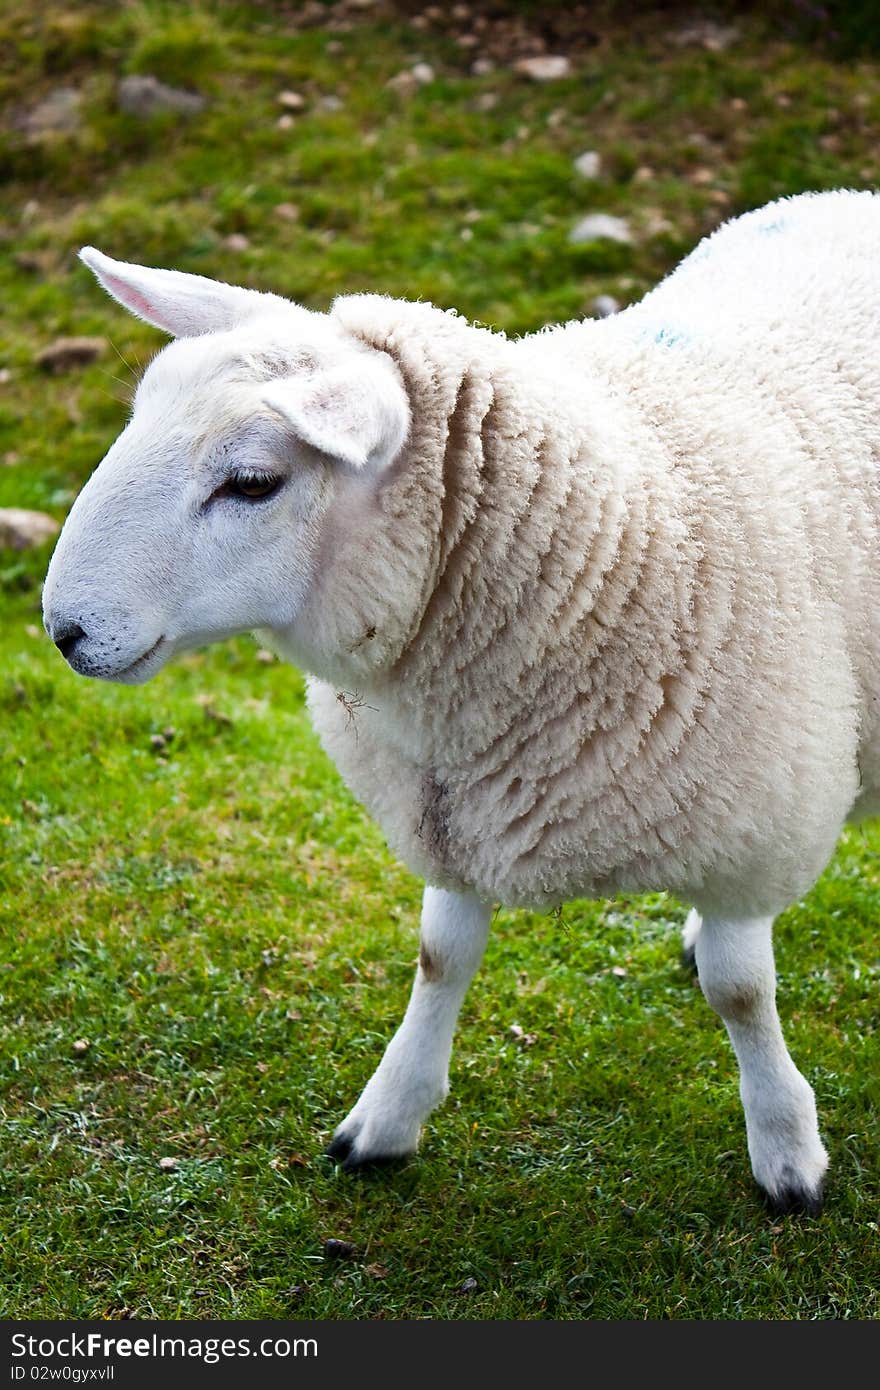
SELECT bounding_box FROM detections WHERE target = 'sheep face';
[42,250,410,683]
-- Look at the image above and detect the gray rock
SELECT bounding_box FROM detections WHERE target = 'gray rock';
[388,63,435,94]
[573,150,601,179]
[569,213,632,246]
[0,508,60,551]
[21,88,82,137]
[513,56,571,82]
[117,75,205,119]
[591,294,620,317]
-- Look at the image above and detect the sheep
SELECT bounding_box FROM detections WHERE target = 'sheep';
[42,189,880,1216]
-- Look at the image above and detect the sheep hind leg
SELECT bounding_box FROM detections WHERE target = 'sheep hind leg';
[694,913,828,1215]
[326,887,492,1171]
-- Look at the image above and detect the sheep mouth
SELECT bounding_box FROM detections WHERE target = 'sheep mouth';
[114,634,167,683]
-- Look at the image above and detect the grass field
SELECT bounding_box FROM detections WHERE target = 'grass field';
[1,2,878,1320]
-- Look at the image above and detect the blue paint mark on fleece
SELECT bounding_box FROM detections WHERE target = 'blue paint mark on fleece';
[757,216,787,235]
[651,324,691,349]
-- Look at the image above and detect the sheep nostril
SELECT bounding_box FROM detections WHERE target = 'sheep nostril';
[53,621,87,659]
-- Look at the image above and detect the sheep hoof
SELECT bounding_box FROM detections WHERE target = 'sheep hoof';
[761,1176,825,1218]
[325,1133,409,1173]
[325,1133,354,1164]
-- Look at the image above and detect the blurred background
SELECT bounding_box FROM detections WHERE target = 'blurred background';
[1,1,878,1321]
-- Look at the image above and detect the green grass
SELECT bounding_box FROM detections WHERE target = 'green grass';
[1,1,879,1320]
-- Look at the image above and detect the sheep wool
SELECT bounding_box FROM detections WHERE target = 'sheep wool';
[300,190,880,919]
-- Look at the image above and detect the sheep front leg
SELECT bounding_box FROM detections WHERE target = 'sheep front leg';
[327,887,492,1170]
[690,911,828,1213]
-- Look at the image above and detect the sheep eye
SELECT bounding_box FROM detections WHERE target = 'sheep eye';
[224,471,281,501]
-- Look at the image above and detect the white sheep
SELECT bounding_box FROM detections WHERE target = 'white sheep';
[43,189,880,1215]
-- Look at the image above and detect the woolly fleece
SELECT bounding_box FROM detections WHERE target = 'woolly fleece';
[292,191,880,918]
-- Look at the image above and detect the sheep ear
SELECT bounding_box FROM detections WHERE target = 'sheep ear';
[78,246,277,337]
[262,356,410,470]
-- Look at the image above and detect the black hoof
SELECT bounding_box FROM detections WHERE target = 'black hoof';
[681,943,697,973]
[325,1133,353,1163]
[762,1178,825,1218]
[341,1150,410,1174]
[326,1133,411,1173]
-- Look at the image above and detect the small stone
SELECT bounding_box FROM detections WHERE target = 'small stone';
[633,165,655,183]
[513,55,571,82]
[475,92,497,112]
[0,508,60,551]
[162,726,176,741]
[20,87,82,137]
[36,336,106,372]
[0,369,11,385]
[158,1156,179,1171]
[277,90,306,111]
[690,167,714,186]
[591,294,620,318]
[149,734,166,751]
[316,94,344,113]
[255,648,275,663]
[387,71,414,94]
[13,252,48,274]
[573,150,601,179]
[224,233,250,252]
[645,211,673,236]
[411,62,435,84]
[277,114,295,130]
[730,97,747,112]
[470,58,494,76]
[274,202,300,222]
[323,1238,355,1260]
[117,75,205,118]
[569,213,632,246]
[460,1276,478,1292]
[72,1037,90,1054]
[670,21,738,52]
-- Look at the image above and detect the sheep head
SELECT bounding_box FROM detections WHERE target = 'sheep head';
[42,250,410,683]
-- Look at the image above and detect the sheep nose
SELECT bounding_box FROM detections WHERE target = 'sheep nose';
[52,620,87,659]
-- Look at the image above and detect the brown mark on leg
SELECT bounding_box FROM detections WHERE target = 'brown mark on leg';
[419,942,444,982]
